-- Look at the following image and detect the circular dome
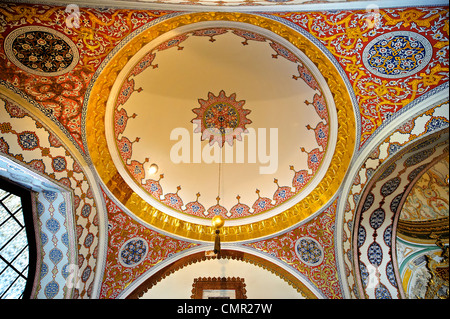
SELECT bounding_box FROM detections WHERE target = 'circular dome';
[87,12,356,241]
[106,21,337,226]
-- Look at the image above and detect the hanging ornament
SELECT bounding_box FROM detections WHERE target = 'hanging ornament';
[212,214,225,255]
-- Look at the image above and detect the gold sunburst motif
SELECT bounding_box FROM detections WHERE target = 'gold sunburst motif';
[191,90,252,147]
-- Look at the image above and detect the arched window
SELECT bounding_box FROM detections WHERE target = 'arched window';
[0,177,36,299]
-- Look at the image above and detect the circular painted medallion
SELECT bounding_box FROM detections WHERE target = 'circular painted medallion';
[363,31,432,78]
[295,237,324,266]
[119,237,148,267]
[192,90,252,147]
[106,22,338,224]
[4,26,79,76]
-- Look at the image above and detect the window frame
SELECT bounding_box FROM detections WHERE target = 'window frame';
[0,177,37,299]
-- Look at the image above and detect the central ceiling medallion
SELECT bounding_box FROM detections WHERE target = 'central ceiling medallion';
[192,90,252,147]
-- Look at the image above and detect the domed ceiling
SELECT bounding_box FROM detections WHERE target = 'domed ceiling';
[87,12,355,241]
[108,22,336,221]
[0,0,448,300]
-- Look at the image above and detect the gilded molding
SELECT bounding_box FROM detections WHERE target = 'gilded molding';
[397,217,449,244]
[86,12,356,242]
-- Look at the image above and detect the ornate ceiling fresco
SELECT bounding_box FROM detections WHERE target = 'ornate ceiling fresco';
[107,21,336,222]
[0,0,448,300]
[89,12,352,243]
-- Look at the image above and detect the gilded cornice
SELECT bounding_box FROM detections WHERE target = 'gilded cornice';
[86,12,356,242]
[397,217,449,244]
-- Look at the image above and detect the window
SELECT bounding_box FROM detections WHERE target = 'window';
[0,177,36,299]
